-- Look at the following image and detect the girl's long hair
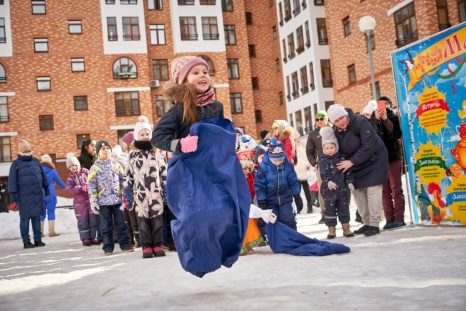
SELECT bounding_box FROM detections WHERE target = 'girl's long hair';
[163,82,199,126]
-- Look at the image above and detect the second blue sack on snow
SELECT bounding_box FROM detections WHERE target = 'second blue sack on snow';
[265,221,351,256]
[166,118,250,278]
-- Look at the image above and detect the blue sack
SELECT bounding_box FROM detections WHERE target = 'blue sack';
[167,118,251,277]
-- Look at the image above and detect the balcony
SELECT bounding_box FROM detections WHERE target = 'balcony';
[123,34,141,41]
[181,33,198,40]
[322,79,333,87]
[115,106,141,116]
[395,31,418,47]
[113,71,138,79]
[203,33,220,40]
[318,37,328,45]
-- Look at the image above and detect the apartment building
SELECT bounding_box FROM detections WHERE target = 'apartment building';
[276,0,335,136]
[325,0,466,113]
[0,0,285,179]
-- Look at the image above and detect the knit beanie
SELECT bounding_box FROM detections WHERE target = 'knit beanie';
[133,116,152,141]
[362,100,378,116]
[254,145,267,164]
[260,130,269,140]
[268,137,286,161]
[378,96,393,108]
[96,140,112,155]
[66,152,81,170]
[320,127,339,154]
[18,140,32,154]
[315,110,329,121]
[122,131,134,146]
[41,154,52,163]
[111,145,123,158]
[171,56,209,85]
[327,104,348,124]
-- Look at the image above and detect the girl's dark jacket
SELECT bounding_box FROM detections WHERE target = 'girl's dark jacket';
[369,108,402,163]
[151,100,224,152]
[334,108,388,189]
[8,155,50,218]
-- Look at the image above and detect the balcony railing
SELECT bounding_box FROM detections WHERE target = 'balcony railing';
[123,34,141,41]
[113,71,138,79]
[115,106,141,116]
[181,33,198,40]
[395,31,418,47]
[0,77,6,83]
[108,34,118,41]
[322,79,333,87]
[318,37,328,45]
[203,33,220,40]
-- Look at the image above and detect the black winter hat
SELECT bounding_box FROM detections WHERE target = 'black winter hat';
[378,96,393,108]
[96,140,112,154]
[260,130,269,140]
[254,145,267,164]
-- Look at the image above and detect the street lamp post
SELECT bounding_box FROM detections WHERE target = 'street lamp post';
[359,16,377,100]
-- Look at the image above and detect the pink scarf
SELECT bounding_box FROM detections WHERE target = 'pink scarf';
[196,88,216,107]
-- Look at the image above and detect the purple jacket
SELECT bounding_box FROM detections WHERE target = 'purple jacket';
[66,168,90,212]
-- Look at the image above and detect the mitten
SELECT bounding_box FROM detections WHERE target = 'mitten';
[258,200,268,210]
[91,204,100,215]
[81,184,88,193]
[328,181,337,190]
[293,195,303,212]
[180,135,199,153]
[348,183,354,192]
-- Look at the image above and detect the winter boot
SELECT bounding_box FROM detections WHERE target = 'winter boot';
[307,203,313,214]
[40,221,45,238]
[34,240,46,247]
[355,210,363,223]
[134,234,141,248]
[142,247,153,259]
[342,223,354,237]
[24,242,35,249]
[327,226,336,239]
[48,220,60,237]
[153,246,166,257]
[318,215,325,224]
[354,225,369,235]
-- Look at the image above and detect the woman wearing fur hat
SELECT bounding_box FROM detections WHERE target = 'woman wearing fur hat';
[292,131,314,214]
[271,120,295,164]
[8,140,49,249]
[126,116,167,259]
[40,154,66,238]
[327,104,388,237]
[318,127,355,239]
[151,56,224,153]
[65,153,99,246]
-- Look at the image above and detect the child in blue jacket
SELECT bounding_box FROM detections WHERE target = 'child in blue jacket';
[254,137,302,231]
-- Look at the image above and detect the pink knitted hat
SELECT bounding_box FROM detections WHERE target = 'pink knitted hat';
[171,56,209,85]
[122,131,134,146]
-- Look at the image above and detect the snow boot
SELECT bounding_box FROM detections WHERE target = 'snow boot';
[134,234,141,248]
[327,226,336,239]
[142,247,153,259]
[34,240,46,247]
[342,223,354,237]
[153,246,166,257]
[354,225,369,235]
[24,242,35,249]
[40,221,44,238]
[48,220,60,237]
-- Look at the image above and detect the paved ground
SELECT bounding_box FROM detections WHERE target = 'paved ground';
[1,207,465,311]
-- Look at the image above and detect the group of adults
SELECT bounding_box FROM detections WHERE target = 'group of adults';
[305,96,405,236]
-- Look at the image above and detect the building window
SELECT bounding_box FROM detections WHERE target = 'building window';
[304,106,312,134]
[291,72,299,98]
[343,16,351,37]
[152,59,169,80]
[71,58,85,72]
[39,115,54,131]
[32,1,46,14]
[272,25,277,39]
[115,92,140,116]
[121,0,138,4]
[149,24,166,45]
[315,0,324,5]
[202,17,219,40]
[0,96,9,122]
[200,0,216,4]
[394,2,418,47]
[198,55,216,76]
[275,59,280,72]
[180,17,198,40]
[155,95,172,117]
[122,17,140,41]
[304,21,310,46]
[107,17,118,41]
[282,39,287,63]
[227,59,239,79]
[279,3,284,25]
[279,92,284,105]
[249,45,256,57]
[295,110,303,136]
[113,57,138,79]
[348,64,356,84]
[76,134,90,150]
[374,81,381,100]
[0,64,5,83]
[287,33,295,59]
[317,18,328,45]
[300,66,308,94]
[460,0,466,22]
[36,76,51,91]
[68,20,82,34]
[224,25,236,45]
[296,26,304,53]
[324,101,334,111]
[321,59,333,87]
[230,93,242,114]
[309,62,315,90]
[366,31,375,51]
[245,12,253,25]
[0,136,11,162]
[0,18,6,43]
[221,0,233,12]
[284,0,292,21]
[286,76,291,100]
[34,38,48,53]
[178,0,195,4]
[252,77,259,90]
[74,96,88,110]
[289,113,294,128]
[148,0,163,9]
[437,0,450,31]
[255,110,262,123]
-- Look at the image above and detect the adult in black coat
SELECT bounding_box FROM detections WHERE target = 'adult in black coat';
[327,104,388,237]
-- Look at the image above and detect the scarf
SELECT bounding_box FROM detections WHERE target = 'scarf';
[134,140,153,151]
[196,87,216,107]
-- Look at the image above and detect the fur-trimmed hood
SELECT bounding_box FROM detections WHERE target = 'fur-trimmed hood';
[40,160,55,169]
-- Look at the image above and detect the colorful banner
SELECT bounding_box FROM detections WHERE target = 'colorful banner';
[391,22,466,226]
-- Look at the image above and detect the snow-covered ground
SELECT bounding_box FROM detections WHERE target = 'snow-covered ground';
[0,197,465,310]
